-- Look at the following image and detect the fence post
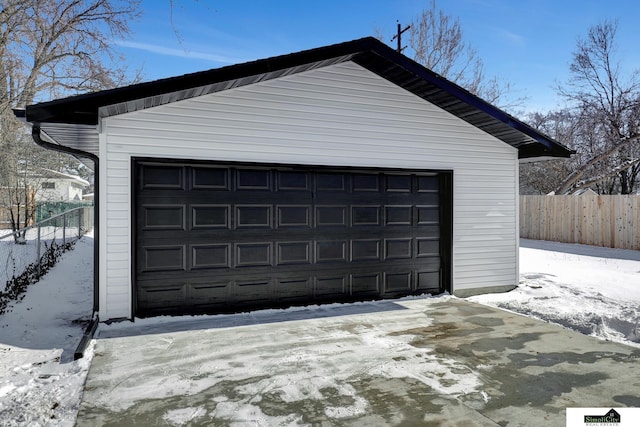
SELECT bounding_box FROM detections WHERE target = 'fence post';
[36,225,41,278]
[63,212,67,245]
[78,208,82,237]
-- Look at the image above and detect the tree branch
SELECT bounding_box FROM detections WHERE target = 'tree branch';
[554,134,640,194]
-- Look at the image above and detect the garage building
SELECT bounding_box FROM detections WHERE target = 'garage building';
[19,37,572,321]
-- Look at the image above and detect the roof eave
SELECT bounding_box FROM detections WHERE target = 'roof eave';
[24,39,373,126]
[350,47,573,159]
[20,36,573,160]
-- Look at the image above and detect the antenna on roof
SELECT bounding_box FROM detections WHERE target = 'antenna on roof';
[390,20,410,53]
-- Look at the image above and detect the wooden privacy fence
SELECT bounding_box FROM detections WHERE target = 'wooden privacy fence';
[520,195,640,250]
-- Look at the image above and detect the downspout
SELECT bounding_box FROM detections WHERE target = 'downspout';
[31,124,100,359]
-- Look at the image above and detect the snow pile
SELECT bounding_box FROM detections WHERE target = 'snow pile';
[0,233,94,427]
[469,239,640,348]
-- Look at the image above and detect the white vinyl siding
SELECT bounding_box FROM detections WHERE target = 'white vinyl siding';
[99,61,518,319]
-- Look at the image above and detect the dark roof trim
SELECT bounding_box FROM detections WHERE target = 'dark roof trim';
[24,45,362,125]
[353,49,566,156]
[22,37,573,160]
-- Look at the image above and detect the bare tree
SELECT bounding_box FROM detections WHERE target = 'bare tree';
[381,0,519,109]
[554,20,640,194]
[409,2,482,91]
[520,110,578,194]
[0,0,141,236]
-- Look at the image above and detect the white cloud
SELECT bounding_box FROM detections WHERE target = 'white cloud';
[114,39,245,64]
[494,28,526,47]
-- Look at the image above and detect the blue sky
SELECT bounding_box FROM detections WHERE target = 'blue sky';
[116,0,640,113]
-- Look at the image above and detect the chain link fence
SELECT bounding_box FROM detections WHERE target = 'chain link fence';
[0,206,94,313]
[35,201,94,223]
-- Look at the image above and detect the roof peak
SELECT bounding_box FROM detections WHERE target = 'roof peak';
[20,36,573,160]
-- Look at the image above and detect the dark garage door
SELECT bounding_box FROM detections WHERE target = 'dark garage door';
[134,160,451,316]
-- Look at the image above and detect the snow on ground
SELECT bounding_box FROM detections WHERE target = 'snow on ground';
[0,236,638,426]
[0,226,81,287]
[469,239,640,348]
[0,232,94,427]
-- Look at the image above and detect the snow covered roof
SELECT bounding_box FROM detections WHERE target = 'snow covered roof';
[572,188,598,196]
[31,168,90,187]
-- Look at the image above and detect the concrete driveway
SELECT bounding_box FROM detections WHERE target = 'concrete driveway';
[76,298,640,426]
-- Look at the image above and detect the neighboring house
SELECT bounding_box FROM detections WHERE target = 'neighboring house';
[17,37,573,321]
[1,170,90,228]
[29,169,90,202]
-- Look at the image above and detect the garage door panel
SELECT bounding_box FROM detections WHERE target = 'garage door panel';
[350,239,381,261]
[141,245,186,272]
[417,206,440,224]
[417,239,440,257]
[351,273,381,295]
[384,174,412,192]
[277,242,311,265]
[235,205,272,228]
[417,175,440,192]
[384,271,412,292]
[316,173,346,191]
[384,238,413,260]
[191,205,230,229]
[316,206,348,227]
[384,206,412,226]
[142,205,185,230]
[316,241,347,263]
[189,282,230,307]
[134,161,448,316]
[140,165,184,190]
[352,174,380,191]
[236,169,271,190]
[137,284,186,311]
[275,278,313,301]
[191,244,231,269]
[191,166,229,189]
[315,275,347,297]
[234,279,271,304]
[277,171,310,190]
[416,271,440,293]
[351,206,380,226]
[235,243,273,267]
[277,206,311,228]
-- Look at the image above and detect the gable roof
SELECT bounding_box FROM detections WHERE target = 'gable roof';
[19,37,573,161]
[30,169,91,187]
